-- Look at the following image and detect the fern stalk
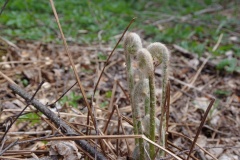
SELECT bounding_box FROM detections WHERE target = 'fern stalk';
[147,42,170,156]
[137,48,156,159]
[133,78,149,159]
[123,32,142,144]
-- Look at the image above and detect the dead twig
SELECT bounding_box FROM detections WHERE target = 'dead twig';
[115,105,130,155]
[8,83,106,160]
[47,81,77,107]
[169,131,217,160]
[0,71,16,84]
[49,0,98,132]
[186,98,215,160]
[0,0,9,16]
[171,55,210,104]
[0,81,45,145]
[93,18,136,96]
[0,139,19,156]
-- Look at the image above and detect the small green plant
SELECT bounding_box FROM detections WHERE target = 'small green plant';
[18,112,41,125]
[98,52,108,61]
[59,92,82,108]
[21,78,29,87]
[214,89,231,97]
[216,58,239,73]
[1,1,239,74]
[105,91,112,98]
[100,101,109,108]
[124,32,170,159]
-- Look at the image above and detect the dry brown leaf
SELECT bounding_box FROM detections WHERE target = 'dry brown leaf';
[48,141,81,160]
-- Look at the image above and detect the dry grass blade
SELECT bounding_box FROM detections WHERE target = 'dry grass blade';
[166,82,171,139]
[167,141,197,160]
[141,135,182,160]
[186,98,215,160]
[33,134,143,141]
[116,79,130,101]
[116,118,120,156]
[93,17,136,96]
[103,105,116,133]
[103,72,130,101]
[0,71,16,84]
[0,139,19,156]
[0,156,23,160]
[49,0,97,130]
[8,83,106,160]
[168,131,217,160]
[171,56,210,104]
[115,105,130,154]
[0,81,44,145]
[154,82,171,159]
[2,150,48,156]
[48,3,109,157]
[171,33,223,105]
[212,33,223,52]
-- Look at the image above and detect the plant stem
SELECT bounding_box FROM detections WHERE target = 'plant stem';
[133,78,149,159]
[8,83,106,160]
[144,93,150,115]
[137,48,155,159]
[147,42,170,156]
[124,32,142,144]
[137,121,145,160]
[158,58,169,156]
[149,75,156,159]
[127,54,138,140]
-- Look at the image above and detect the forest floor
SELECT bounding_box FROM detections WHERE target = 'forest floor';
[0,36,239,159]
[0,0,240,160]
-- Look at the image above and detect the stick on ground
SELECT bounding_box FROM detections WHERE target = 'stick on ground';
[8,83,106,160]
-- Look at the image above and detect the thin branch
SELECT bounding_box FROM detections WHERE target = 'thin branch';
[115,105,130,155]
[0,81,45,144]
[0,139,19,156]
[47,81,77,107]
[30,134,143,141]
[93,18,136,96]
[0,0,9,16]
[49,0,97,131]
[0,71,16,84]
[8,83,106,160]
[169,131,217,160]
[141,135,182,160]
[186,98,215,160]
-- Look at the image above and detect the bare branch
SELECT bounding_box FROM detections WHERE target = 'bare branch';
[8,83,106,160]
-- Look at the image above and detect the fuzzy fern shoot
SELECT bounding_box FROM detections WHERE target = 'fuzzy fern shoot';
[123,32,142,142]
[123,32,170,160]
[147,42,170,155]
[137,48,156,159]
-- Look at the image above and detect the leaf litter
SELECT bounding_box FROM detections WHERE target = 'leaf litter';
[0,36,239,159]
